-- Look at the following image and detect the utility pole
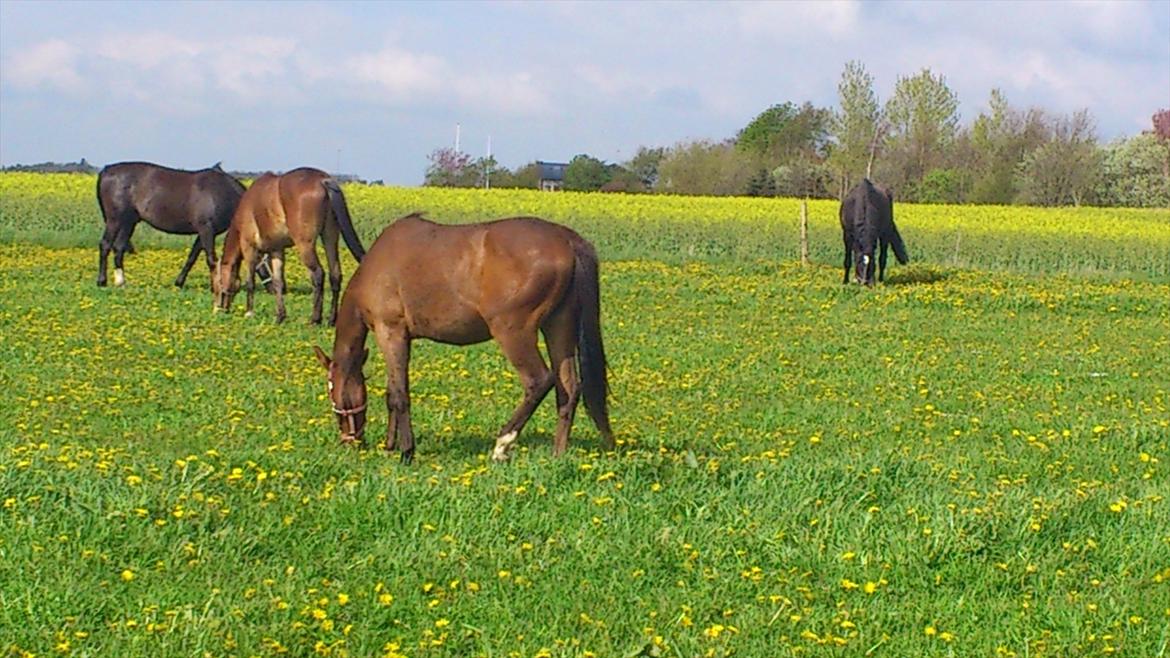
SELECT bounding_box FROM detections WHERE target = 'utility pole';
[485,135,492,190]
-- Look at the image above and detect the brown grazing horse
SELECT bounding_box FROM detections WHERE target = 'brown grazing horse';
[213,167,365,324]
[840,178,909,285]
[312,214,614,465]
[96,161,246,288]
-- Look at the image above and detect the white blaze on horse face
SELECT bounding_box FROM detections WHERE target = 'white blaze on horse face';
[491,430,519,462]
[114,268,125,287]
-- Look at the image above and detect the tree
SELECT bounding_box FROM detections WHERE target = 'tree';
[1153,109,1170,142]
[773,159,832,198]
[969,89,1018,203]
[657,140,758,196]
[1094,133,1170,207]
[1015,109,1100,206]
[563,154,611,192]
[424,147,475,187]
[881,68,960,198]
[828,60,882,195]
[737,102,831,162]
[508,162,541,189]
[625,146,666,189]
[744,168,775,197]
[600,164,645,193]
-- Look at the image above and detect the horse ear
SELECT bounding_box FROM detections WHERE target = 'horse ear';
[312,345,331,370]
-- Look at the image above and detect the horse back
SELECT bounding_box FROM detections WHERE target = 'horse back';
[98,161,242,233]
[354,216,577,344]
[841,179,893,246]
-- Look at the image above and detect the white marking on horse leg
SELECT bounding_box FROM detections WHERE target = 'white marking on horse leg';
[491,430,519,462]
[245,310,255,318]
[114,268,125,287]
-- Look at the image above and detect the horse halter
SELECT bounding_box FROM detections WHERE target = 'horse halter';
[328,380,367,445]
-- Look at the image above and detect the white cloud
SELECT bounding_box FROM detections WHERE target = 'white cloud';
[5,39,85,93]
[345,47,445,100]
[94,32,204,66]
[212,37,298,102]
[338,45,551,116]
[734,0,861,40]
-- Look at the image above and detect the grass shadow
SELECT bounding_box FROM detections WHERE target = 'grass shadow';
[884,265,952,286]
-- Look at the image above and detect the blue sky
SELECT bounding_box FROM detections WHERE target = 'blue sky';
[1,0,1167,185]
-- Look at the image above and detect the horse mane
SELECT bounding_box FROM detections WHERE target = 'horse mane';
[397,211,431,223]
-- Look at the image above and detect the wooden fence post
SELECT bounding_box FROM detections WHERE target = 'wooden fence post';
[799,198,810,266]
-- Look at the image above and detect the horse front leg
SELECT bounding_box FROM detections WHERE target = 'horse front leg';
[878,239,889,283]
[244,254,258,318]
[374,327,414,464]
[842,238,852,285]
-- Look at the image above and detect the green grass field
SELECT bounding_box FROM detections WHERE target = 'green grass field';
[1,175,1169,657]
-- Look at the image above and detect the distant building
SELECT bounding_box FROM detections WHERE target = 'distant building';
[537,161,568,191]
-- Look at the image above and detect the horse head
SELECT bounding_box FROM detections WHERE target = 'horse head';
[854,250,876,286]
[313,345,370,446]
[212,259,240,312]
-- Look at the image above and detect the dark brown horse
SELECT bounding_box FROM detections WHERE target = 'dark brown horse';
[840,179,908,285]
[213,167,365,324]
[312,214,613,465]
[96,161,246,288]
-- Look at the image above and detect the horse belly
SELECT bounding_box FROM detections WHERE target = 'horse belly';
[409,304,491,346]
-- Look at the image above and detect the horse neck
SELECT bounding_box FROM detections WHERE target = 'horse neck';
[332,293,368,377]
[220,226,243,272]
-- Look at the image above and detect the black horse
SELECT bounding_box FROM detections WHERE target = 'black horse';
[840,179,908,285]
[96,161,250,288]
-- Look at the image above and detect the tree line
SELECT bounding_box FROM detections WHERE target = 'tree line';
[426,61,1170,208]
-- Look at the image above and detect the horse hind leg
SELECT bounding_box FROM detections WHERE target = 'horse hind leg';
[112,221,137,286]
[321,221,342,326]
[97,223,117,287]
[269,251,287,324]
[542,310,581,457]
[491,327,555,462]
[174,236,203,288]
[296,241,326,325]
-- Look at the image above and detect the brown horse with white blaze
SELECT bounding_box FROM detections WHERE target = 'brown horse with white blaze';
[213,167,365,324]
[312,214,614,465]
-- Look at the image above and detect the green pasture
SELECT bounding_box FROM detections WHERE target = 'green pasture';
[0,175,1168,657]
[2,173,1169,280]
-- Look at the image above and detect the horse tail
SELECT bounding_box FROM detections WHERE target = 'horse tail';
[571,237,614,448]
[96,167,110,223]
[322,179,366,262]
[887,223,909,264]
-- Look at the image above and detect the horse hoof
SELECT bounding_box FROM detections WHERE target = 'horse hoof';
[244,310,254,318]
[400,450,414,466]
